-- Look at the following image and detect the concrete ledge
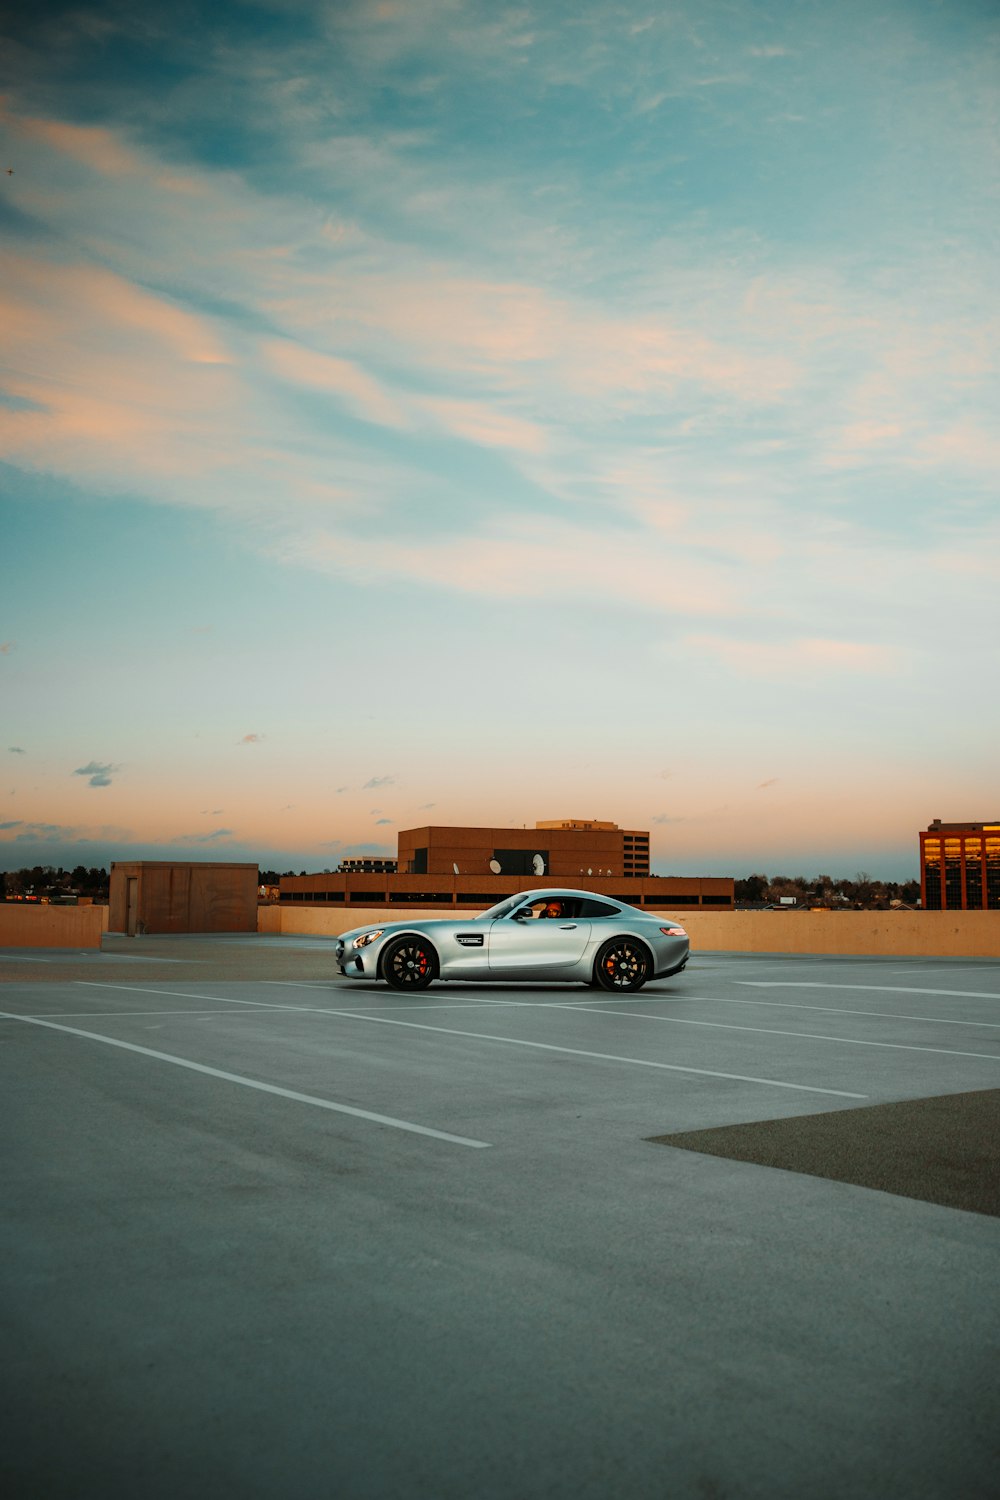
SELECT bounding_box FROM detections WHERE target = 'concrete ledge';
[263,904,1000,958]
[680,909,1000,958]
[0,903,109,949]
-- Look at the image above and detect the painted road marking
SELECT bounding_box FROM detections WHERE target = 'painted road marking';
[738,981,1000,1001]
[2,1008,491,1149]
[74,982,865,1098]
[703,995,1000,1030]
[554,1005,1000,1063]
[23,1008,278,1020]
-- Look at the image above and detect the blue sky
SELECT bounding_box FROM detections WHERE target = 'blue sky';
[2,0,998,879]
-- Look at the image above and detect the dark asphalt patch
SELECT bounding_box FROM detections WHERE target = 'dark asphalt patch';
[649,1088,1000,1218]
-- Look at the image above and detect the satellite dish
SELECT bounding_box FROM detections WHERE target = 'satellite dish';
[532,854,545,876]
[489,859,501,874]
[453,863,460,875]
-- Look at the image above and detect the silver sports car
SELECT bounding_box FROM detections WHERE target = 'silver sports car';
[334,888,689,993]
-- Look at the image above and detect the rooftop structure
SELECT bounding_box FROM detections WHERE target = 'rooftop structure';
[280,820,733,911]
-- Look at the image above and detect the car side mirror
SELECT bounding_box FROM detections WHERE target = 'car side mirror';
[511,908,530,921]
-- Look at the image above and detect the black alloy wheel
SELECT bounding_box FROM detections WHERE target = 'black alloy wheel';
[382,936,437,990]
[594,938,649,993]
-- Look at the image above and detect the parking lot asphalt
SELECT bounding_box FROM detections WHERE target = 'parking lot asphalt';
[2,934,999,1499]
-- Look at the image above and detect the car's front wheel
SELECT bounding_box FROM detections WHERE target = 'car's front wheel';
[594,938,649,993]
[382,936,438,991]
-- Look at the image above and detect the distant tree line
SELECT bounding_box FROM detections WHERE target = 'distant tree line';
[261,867,920,907]
[2,865,110,901]
[735,872,921,909]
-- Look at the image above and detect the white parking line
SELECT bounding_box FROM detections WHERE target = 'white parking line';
[738,981,1000,1001]
[3,1008,491,1149]
[702,995,1000,1030]
[75,982,865,1098]
[553,1004,1000,1062]
[268,980,533,1008]
[29,1008,275,1019]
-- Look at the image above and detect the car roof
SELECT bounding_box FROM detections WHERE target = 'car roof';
[514,888,633,903]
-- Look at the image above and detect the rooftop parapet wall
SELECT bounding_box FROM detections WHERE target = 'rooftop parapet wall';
[0,903,108,948]
[264,906,1000,959]
[680,910,1000,958]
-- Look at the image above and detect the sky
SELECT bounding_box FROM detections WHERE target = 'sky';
[2,0,998,881]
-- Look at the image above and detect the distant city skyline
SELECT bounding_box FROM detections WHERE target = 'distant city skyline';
[3,1,998,883]
[0,810,957,885]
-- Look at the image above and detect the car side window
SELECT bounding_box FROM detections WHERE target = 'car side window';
[541,899,578,919]
[519,898,579,919]
[577,899,621,919]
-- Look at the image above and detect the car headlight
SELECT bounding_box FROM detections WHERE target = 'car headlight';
[352,929,385,949]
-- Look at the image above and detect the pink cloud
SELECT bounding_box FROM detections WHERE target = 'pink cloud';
[685,634,896,676]
[268,270,796,407]
[916,422,1000,471]
[0,252,241,482]
[15,114,144,176]
[263,339,409,429]
[415,395,546,454]
[281,513,740,617]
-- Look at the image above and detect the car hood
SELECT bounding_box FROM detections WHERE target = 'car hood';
[337,916,482,943]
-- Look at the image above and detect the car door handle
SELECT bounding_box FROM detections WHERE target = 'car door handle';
[559,923,577,930]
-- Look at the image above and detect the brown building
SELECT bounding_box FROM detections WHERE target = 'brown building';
[920,820,1000,911]
[109,861,259,935]
[280,820,733,911]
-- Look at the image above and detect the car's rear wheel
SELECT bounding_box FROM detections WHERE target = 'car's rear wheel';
[382,936,438,990]
[594,937,649,993]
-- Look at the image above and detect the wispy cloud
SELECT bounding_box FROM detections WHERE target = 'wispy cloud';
[239,733,265,745]
[281,514,742,618]
[362,775,395,789]
[9,747,25,754]
[685,636,896,678]
[16,113,146,177]
[172,828,235,844]
[73,761,119,788]
[264,338,409,431]
[2,821,83,842]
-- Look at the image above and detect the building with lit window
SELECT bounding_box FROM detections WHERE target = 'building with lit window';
[280,819,734,911]
[920,819,1000,910]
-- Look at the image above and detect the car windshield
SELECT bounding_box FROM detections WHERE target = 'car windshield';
[475,896,520,921]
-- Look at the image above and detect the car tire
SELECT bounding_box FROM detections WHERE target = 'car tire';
[381,936,438,991]
[593,937,649,993]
